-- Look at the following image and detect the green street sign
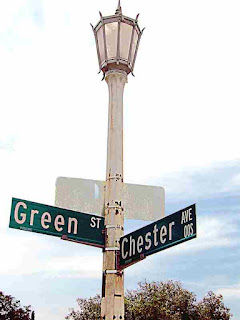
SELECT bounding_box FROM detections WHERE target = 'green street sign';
[119,204,196,269]
[9,198,104,248]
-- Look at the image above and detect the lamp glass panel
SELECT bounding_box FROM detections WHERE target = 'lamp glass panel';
[97,26,105,65]
[120,22,133,60]
[130,28,138,65]
[105,22,118,59]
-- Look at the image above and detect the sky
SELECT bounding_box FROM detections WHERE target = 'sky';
[0,0,240,319]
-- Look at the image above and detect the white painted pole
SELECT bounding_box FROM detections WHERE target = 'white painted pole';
[101,69,127,320]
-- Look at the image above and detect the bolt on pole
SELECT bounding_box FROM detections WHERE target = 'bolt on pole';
[101,70,127,320]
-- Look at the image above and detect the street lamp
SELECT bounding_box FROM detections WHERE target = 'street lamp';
[92,2,143,320]
[92,1,143,76]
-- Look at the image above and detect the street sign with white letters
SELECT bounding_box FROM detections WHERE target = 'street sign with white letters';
[9,198,105,248]
[119,204,196,269]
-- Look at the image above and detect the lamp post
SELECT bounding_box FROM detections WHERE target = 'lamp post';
[92,2,143,319]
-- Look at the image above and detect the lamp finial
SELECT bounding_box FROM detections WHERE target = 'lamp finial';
[115,0,122,14]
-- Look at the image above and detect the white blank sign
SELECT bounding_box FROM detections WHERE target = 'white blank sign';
[55,177,165,221]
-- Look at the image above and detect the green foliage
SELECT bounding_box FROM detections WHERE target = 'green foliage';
[65,280,232,320]
[125,280,196,320]
[0,291,32,320]
[195,291,232,320]
[65,294,101,320]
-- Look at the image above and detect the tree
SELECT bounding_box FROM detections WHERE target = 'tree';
[195,291,232,320]
[65,294,101,320]
[65,280,232,320]
[0,291,32,320]
[125,281,232,320]
[125,280,197,320]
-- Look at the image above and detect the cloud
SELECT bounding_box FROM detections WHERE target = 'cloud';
[0,230,102,279]
[0,137,15,151]
[45,255,102,279]
[150,213,239,260]
[149,160,240,203]
[231,173,240,186]
[125,212,240,281]
[28,0,45,27]
[216,284,240,299]
[36,307,68,320]
[0,232,48,276]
